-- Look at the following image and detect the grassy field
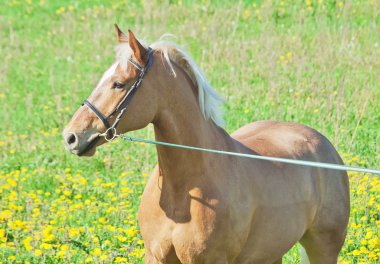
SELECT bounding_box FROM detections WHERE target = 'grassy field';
[0,0,379,263]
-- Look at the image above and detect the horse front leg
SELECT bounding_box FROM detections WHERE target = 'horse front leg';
[144,248,157,264]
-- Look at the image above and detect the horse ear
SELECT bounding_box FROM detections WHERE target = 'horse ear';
[114,23,128,43]
[128,29,147,63]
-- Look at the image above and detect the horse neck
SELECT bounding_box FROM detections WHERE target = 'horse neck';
[152,61,229,191]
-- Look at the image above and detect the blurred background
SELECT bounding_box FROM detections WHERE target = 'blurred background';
[0,1,379,263]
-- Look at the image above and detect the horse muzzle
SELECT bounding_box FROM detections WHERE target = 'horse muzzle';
[62,131,99,156]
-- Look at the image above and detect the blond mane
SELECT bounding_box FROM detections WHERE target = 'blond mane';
[115,39,224,127]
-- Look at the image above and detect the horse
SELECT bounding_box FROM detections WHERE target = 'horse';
[63,24,349,264]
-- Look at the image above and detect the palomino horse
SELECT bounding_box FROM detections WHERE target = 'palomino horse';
[63,25,350,264]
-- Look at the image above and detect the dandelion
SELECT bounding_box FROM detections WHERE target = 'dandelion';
[40,243,52,250]
[91,247,102,257]
[23,236,33,251]
[55,7,65,15]
[100,253,108,261]
[57,250,66,258]
[0,210,12,221]
[115,257,128,263]
[243,9,251,19]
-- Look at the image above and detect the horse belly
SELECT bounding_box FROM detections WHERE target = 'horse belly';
[235,201,313,263]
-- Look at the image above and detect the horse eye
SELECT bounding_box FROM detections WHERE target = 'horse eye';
[113,82,125,89]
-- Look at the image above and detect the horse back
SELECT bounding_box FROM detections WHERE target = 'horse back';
[232,120,341,163]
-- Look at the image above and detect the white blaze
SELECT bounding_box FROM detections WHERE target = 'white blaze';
[96,62,118,89]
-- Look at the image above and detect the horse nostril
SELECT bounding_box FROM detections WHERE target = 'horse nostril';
[68,134,76,144]
[66,133,78,147]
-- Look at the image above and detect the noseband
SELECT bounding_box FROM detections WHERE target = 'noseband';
[79,47,153,155]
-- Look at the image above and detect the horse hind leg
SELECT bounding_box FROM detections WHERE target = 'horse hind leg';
[299,228,346,264]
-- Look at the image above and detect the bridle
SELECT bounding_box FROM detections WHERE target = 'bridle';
[78,47,153,155]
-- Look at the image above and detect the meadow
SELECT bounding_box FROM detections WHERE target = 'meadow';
[0,0,379,263]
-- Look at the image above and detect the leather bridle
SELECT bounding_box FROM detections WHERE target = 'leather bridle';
[78,47,153,155]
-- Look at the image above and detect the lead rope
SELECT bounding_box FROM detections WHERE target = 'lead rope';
[99,129,380,175]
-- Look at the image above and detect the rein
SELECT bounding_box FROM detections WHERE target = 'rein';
[100,132,380,175]
[79,48,153,155]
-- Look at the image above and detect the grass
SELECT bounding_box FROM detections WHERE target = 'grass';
[0,0,379,263]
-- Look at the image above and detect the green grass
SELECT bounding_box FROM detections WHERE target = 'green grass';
[0,0,379,263]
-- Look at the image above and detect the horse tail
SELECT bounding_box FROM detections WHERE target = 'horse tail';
[299,244,310,264]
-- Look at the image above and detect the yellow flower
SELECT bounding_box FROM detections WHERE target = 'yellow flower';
[91,247,101,256]
[69,228,80,238]
[23,236,33,251]
[0,229,5,242]
[34,249,42,256]
[7,178,17,187]
[130,247,145,258]
[243,9,251,19]
[55,7,65,15]
[352,249,360,256]
[60,244,69,251]
[116,235,127,242]
[359,246,368,253]
[115,257,128,263]
[42,225,55,242]
[0,210,12,221]
[40,243,52,250]
[125,227,136,237]
[57,250,66,258]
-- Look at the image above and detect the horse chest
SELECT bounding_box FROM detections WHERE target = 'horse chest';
[139,183,239,263]
[146,214,233,263]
